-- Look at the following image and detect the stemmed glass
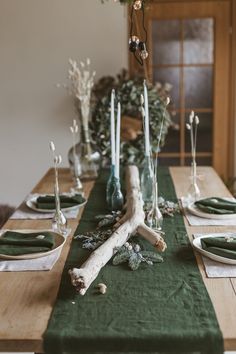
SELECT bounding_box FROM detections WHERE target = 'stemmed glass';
[186,111,200,204]
[146,97,170,231]
[49,142,68,236]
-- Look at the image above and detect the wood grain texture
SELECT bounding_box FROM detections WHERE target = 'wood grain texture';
[0,168,94,353]
[0,167,236,351]
[170,166,236,351]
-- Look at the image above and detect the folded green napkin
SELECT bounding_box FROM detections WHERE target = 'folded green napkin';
[0,231,55,256]
[201,236,236,259]
[36,194,85,210]
[195,197,236,214]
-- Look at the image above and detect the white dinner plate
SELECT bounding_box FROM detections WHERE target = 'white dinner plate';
[187,201,236,220]
[0,229,66,260]
[193,234,236,265]
[26,194,87,213]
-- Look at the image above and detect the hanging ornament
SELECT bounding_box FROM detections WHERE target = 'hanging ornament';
[129,35,140,52]
[139,41,149,59]
[129,0,148,66]
[133,0,142,10]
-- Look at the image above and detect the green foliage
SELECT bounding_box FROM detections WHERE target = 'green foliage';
[74,211,123,250]
[74,229,113,250]
[113,242,163,270]
[95,211,122,228]
[91,70,172,165]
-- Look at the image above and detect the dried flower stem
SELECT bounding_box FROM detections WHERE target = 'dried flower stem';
[186,111,200,177]
[68,58,96,131]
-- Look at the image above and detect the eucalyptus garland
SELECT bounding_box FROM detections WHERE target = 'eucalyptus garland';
[91,73,172,165]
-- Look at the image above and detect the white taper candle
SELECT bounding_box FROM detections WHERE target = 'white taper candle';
[111,89,116,166]
[115,102,121,179]
[143,80,150,156]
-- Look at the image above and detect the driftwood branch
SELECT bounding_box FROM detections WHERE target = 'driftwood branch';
[69,165,167,295]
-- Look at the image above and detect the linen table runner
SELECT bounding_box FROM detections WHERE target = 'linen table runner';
[44,167,223,354]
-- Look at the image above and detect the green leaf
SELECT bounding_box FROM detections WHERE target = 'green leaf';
[141,251,163,263]
[113,251,130,265]
[128,254,142,270]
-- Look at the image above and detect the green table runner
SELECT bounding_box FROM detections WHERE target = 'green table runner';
[44,167,223,354]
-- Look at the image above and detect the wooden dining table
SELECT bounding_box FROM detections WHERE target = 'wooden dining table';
[0,166,236,353]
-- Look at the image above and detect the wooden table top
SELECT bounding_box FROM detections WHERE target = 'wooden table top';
[0,166,236,352]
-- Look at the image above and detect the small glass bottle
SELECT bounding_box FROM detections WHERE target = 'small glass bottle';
[111,177,124,211]
[106,164,115,209]
[68,128,100,181]
[141,155,154,204]
[71,149,83,194]
[80,128,100,180]
[147,180,163,231]
[52,169,68,236]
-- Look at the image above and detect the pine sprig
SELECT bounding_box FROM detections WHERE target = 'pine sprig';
[113,242,163,270]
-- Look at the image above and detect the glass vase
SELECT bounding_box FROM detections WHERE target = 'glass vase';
[71,147,83,194]
[106,164,115,209]
[187,161,200,204]
[147,180,163,231]
[68,128,101,180]
[141,155,154,204]
[111,177,124,211]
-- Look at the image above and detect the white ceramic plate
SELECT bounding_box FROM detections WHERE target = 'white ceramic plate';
[0,229,65,260]
[187,201,236,220]
[193,234,236,265]
[26,194,87,213]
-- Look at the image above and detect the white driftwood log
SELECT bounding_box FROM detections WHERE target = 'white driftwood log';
[69,165,167,295]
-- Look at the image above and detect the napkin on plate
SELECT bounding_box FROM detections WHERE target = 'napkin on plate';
[0,231,55,256]
[195,197,236,214]
[201,236,236,259]
[36,194,85,210]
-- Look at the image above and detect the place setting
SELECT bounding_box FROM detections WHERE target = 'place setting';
[0,228,66,271]
[11,134,87,221]
[192,233,236,278]
[179,112,236,226]
[182,195,236,226]
[0,141,87,271]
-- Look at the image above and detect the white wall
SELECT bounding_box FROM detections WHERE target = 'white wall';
[0,0,128,206]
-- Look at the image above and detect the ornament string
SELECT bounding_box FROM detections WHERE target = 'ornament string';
[129,0,148,66]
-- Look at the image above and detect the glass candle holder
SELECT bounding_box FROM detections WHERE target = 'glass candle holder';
[187,161,201,204]
[147,180,163,231]
[52,173,68,236]
[106,165,115,209]
[111,177,124,211]
[141,155,154,204]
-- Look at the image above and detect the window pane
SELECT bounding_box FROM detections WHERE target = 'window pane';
[152,20,181,65]
[184,67,213,108]
[162,113,180,153]
[185,112,213,153]
[153,67,180,108]
[183,18,214,64]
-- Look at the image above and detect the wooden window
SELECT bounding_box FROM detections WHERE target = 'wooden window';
[129,0,232,180]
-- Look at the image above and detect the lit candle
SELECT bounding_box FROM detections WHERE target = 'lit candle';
[115,102,121,179]
[111,89,116,166]
[143,80,150,156]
